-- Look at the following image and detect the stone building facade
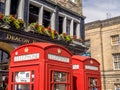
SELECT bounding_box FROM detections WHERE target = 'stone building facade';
[85,16,120,90]
[51,0,82,15]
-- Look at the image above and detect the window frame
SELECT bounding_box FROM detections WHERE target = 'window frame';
[115,84,120,90]
[69,0,76,4]
[0,49,9,63]
[50,70,70,90]
[0,0,6,14]
[113,53,120,70]
[111,35,120,46]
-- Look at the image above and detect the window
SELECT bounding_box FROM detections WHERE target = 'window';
[12,70,34,90]
[89,78,98,90]
[10,0,20,16]
[43,10,51,27]
[58,16,64,34]
[0,49,9,63]
[0,0,6,13]
[66,19,71,35]
[73,22,77,36]
[29,4,39,23]
[69,0,75,3]
[113,53,120,70]
[111,35,119,45]
[115,84,120,90]
[50,71,69,90]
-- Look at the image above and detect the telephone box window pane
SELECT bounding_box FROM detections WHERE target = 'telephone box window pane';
[12,72,14,82]
[15,71,30,82]
[11,84,13,90]
[32,71,34,82]
[89,78,98,90]
[54,72,66,82]
[14,84,30,90]
[32,84,34,90]
[54,84,66,90]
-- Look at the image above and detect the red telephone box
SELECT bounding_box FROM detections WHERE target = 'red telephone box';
[72,55,101,90]
[8,42,73,90]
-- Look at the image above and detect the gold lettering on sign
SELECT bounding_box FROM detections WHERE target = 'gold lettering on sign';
[6,34,30,43]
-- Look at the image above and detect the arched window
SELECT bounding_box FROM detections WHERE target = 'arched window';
[0,49,9,63]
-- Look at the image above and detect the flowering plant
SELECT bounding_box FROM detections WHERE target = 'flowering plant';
[59,33,72,42]
[0,12,4,26]
[27,23,59,39]
[27,22,44,34]
[0,12,3,20]
[0,13,25,30]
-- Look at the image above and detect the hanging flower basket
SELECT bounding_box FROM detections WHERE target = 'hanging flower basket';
[59,33,72,43]
[0,12,25,30]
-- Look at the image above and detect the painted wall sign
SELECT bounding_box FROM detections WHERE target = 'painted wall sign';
[14,53,40,62]
[0,29,40,44]
[48,54,70,63]
[85,65,98,70]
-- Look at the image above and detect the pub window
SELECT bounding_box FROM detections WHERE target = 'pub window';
[0,0,6,13]
[113,53,120,70]
[0,49,9,63]
[111,35,119,45]
[58,16,64,34]
[73,21,77,36]
[43,10,51,27]
[10,0,20,16]
[66,19,71,35]
[29,4,39,24]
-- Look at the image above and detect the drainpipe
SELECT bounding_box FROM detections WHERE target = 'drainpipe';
[100,23,106,90]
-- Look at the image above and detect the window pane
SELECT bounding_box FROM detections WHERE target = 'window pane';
[32,71,34,82]
[66,19,71,35]
[115,84,120,90]
[111,35,119,45]
[54,84,66,90]
[29,4,39,23]
[0,50,9,63]
[32,84,34,90]
[14,84,30,90]
[54,71,66,82]
[113,54,120,70]
[0,0,5,13]
[15,71,30,82]
[2,51,9,63]
[73,22,77,36]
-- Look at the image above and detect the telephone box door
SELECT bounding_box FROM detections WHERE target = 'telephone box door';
[86,74,101,90]
[8,65,39,90]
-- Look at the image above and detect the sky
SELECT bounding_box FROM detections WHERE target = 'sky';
[83,0,120,23]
